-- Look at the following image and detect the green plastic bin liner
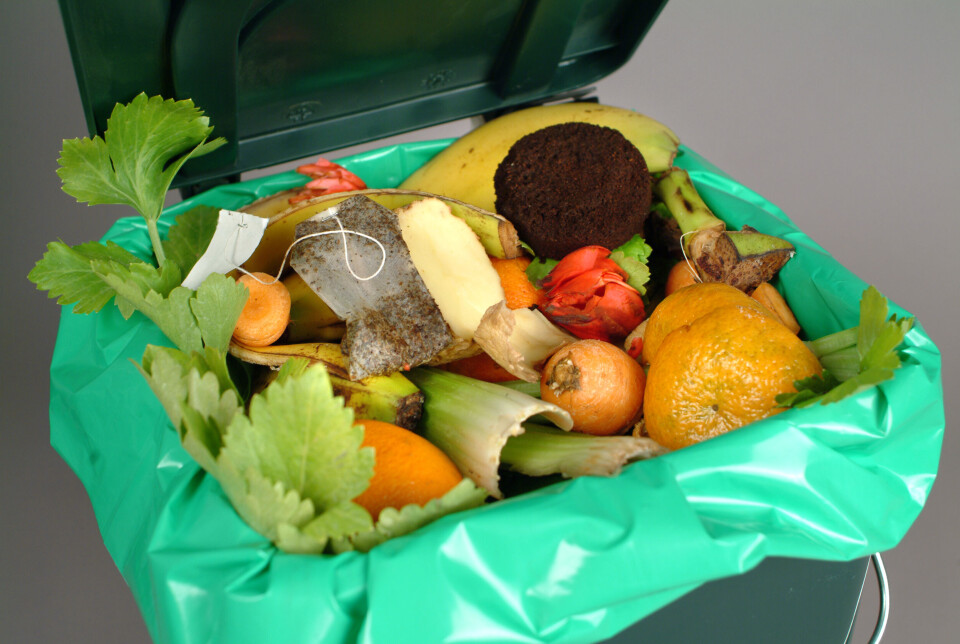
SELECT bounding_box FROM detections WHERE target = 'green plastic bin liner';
[48,139,945,644]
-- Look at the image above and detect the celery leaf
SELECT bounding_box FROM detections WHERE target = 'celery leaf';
[777,286,914,408]
[27,240,143,313]
[220,365,374,523]
[331,478,488,554]
[57,93,225,224]
[189,273,249,353]
[162,205,220,275]
[609,234,653,294]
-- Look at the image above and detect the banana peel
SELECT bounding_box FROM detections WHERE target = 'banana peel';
[233,341,424,430]
[283,272,342,343]
[654,168,795,292]
[398,103,680,212]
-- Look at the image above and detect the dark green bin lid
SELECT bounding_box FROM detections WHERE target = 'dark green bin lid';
[58,0,667,189]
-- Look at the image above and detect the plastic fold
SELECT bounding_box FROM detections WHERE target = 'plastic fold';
[48,141,944,643]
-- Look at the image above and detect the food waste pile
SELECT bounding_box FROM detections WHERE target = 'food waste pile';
[30,95,914,554]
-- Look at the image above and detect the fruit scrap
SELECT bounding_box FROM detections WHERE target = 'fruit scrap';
[643,304,822,450]
[352,419,465,521]
[290,195,454,380]
[398,102,679,213]
[395,197,505,342]
[538,246,645,343]
[229,342,425,430]
[654,168,795,292]
[290,157,367,204]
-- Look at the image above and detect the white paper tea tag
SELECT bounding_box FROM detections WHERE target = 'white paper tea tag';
[181,209,269,289]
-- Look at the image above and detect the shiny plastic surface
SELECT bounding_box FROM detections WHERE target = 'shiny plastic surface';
[48,141,945,643]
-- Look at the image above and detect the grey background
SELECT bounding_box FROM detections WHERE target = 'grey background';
[1,1,956,642]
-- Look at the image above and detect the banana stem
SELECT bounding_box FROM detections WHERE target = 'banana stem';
[653,168,725,236]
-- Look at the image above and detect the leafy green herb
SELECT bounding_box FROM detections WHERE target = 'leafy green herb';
[30,95,245,356]
[162,205,220,275]
[525,257,558,285]
[94,262,247,354]
[140,350,378,554]
[57,93,225,266]
[609,234,653,294]
[28,240,144,314]
[777,286,914,408]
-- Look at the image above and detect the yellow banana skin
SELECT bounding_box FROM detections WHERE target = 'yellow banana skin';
[282,272,342,343]
[398,103,680,212]
[234,341,424,429]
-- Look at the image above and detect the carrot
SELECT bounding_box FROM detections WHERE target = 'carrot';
[751,282,802,334]
[490,256,542,309]
[664,259,699,296]
[232,272,292,347]
[540,339,646,436]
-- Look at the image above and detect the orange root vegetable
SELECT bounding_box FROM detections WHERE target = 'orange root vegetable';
[490,256,542,309]
[664,260,699,295]
[540,339,646,436]
[751,282,802,334]
[232,272,292,347]
[442,352,518,383]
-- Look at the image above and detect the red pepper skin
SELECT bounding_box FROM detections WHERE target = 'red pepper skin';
[289,158,367,203]
[539,246,645,343]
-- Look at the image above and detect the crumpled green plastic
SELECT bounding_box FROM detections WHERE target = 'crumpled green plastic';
[48,140,945,643]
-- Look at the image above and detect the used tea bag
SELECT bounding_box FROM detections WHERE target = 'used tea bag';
[290,195,453,380]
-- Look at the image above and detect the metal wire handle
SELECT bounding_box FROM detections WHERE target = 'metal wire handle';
[867,553,890,644]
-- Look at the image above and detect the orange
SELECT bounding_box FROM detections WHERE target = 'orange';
[664,260,699,296]
[641,282,775,365]
[353,419,463,520]
[643,305,822,450]
[490,256,542,309]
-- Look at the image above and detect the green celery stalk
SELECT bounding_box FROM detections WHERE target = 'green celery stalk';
[405,368,571,499]
[501,423,668,479]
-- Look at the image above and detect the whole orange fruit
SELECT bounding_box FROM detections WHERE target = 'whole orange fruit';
[643,305,822,450]
[641,282,775,365]
[353,419,464,521]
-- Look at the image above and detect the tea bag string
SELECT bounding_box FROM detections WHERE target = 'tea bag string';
[232,214,386,285]
[678,230,703,284]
